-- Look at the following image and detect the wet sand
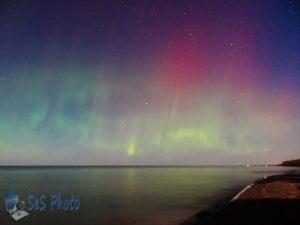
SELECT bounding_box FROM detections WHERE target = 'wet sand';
[183,173,300,225]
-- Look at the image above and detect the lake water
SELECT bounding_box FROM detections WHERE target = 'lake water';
[0,166,298,225]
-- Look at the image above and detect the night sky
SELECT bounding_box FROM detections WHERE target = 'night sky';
[0,0,299,165]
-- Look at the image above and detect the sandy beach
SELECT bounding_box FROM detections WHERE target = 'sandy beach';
[183,173,300,225]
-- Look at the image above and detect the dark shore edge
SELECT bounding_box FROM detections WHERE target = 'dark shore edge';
[181,185,245,225]
[181,169,300,225]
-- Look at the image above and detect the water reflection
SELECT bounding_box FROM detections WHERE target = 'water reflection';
[0,166,297,225]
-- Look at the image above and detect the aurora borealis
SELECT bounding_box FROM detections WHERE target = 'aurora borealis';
[0,0,299,165]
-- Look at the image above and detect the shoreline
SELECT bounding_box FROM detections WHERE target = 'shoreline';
[182,172,300,225]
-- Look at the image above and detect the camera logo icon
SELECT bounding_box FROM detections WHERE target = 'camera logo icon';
[4,189,29,221]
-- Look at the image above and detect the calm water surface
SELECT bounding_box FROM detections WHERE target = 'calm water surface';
[0,166,297,225]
